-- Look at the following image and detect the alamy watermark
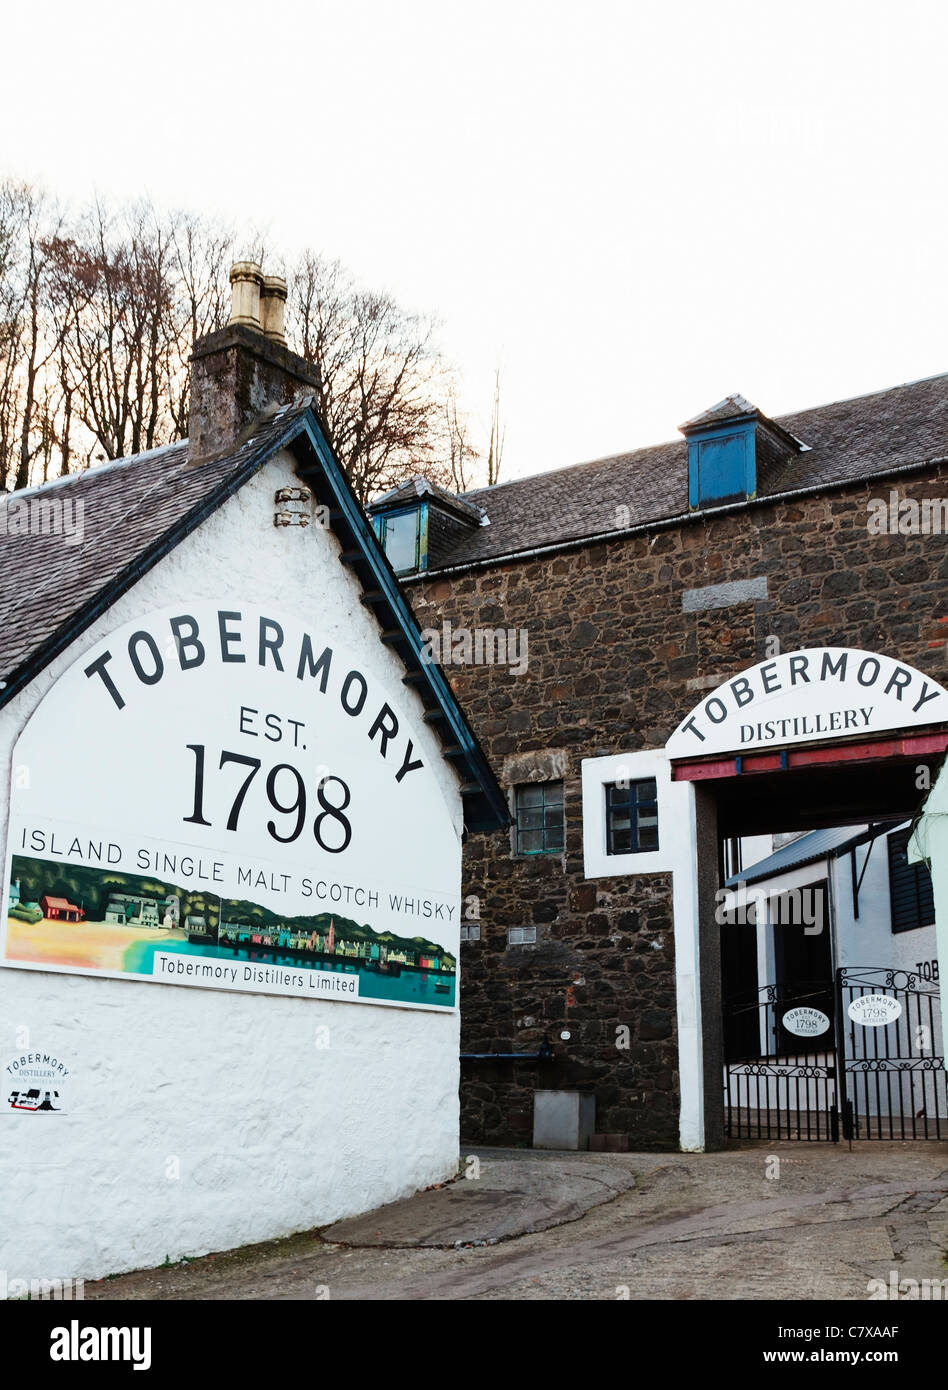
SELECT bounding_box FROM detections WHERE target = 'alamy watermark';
[420,619,528,676]
[715,883,824,934]
[867,490,948,535]
[0,492,84,545]
[1,1269,84,1300]
[867,1271,948,1300]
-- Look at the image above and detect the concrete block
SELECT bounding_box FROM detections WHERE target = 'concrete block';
[589,1133,629,1152]
[533,1090,595,1150]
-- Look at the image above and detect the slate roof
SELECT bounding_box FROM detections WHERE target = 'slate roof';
[0,400,508,832]
[0,406,300,695]
[414,372,948,573]
[372,475,485,525]
[678,394,760,430]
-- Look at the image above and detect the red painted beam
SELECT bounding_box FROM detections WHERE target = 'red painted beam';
[670,730,948,782]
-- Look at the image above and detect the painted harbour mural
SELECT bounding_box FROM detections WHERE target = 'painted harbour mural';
[6,855,457,1009]
[1,603,464,1011]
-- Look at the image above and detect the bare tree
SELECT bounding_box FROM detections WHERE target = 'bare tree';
[46,201,178,461]
[287,251,455,502]
[444,385,481,493]
[163,212,237,439]
[0,183,23,490]
[0,182,490,500]
[486,366,505,487]
[0,182,67,489]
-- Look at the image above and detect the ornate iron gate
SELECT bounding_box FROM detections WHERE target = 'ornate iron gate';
[723,980,838,1141]
[836,966,946,1140]
[724,966,946,1141]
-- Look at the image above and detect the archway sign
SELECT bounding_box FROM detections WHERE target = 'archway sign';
[666,647,948,759]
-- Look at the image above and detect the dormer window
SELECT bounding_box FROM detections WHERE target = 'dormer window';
[688,422,756,506]
[679,395,804,510]
[373,503,428,575]
[368,475,487,577]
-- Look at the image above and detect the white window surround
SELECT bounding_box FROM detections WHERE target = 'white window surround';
[581,747,705,1152]
[582,748,690,879]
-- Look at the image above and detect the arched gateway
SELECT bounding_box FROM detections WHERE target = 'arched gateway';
[669,648,948,1148]
[583,647,948,1151]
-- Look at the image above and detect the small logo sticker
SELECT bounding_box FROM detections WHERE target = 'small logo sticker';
[4,1050,71,1113]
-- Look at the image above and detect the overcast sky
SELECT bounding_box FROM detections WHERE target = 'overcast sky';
[3,0,947,480]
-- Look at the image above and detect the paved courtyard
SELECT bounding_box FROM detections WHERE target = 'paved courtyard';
[85,1142,948,1301]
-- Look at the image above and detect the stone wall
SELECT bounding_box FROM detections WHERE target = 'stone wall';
[413,467,948,1147]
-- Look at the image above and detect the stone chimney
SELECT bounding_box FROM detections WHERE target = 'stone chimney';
[260,275,288,345]
[188,261,317,459]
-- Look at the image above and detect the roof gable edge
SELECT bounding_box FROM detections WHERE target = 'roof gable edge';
[0,414,305,713]
[289,411,509,833]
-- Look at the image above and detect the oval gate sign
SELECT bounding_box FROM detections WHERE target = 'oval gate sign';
[847,994,902,1027]
[782,1007,831,1037]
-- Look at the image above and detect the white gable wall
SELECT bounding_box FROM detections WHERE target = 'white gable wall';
[0,451,463,1285]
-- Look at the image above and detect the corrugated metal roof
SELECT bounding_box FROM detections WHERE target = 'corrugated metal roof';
[724,824,877,887]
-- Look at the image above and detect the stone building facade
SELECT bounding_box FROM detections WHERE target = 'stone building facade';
[370,379,948,1149]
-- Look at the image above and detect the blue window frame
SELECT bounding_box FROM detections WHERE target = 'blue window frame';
[687,423,756,508]
[606,778,659,854]
[514,782,564,855]
[372,503,428,575]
